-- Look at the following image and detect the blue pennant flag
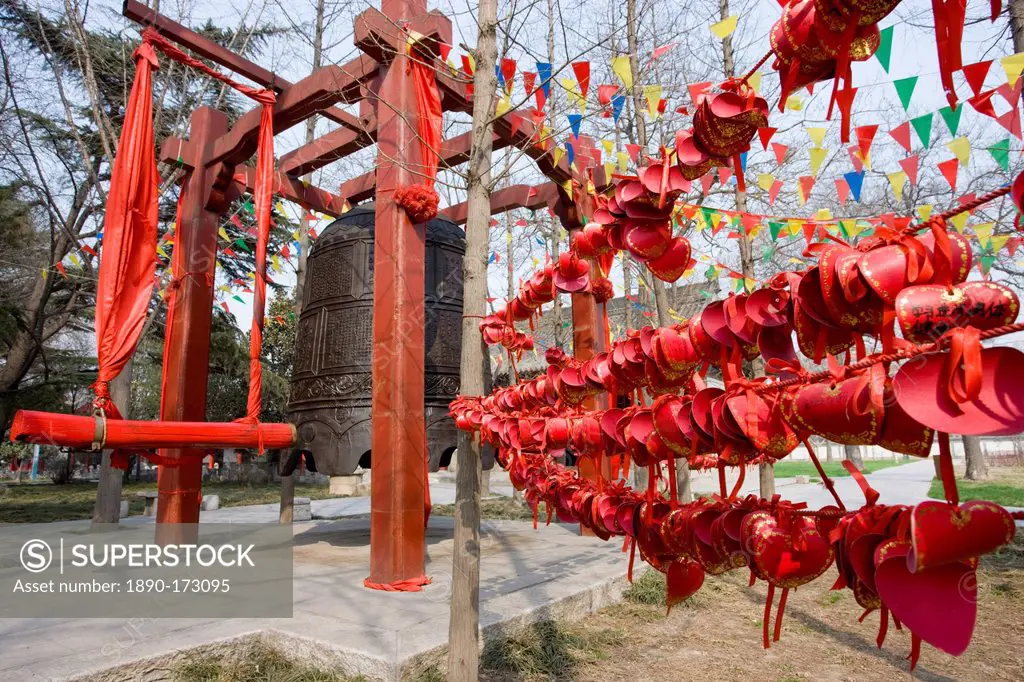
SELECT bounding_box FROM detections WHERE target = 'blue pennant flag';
[535,235,545,246]
[843,170,865,202]
[488,251,497,264]
[566,142,575,167]
[611,94,626,122]
[567,113,583,139]
[536,62,552,97]
[739,151,748,172]
[496,64,505,90]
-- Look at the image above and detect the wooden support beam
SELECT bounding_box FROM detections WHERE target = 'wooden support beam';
[442,183,556,224]
[123,0,375,135]
[354,7,451,64]
[230,166,349,217]
[11,411,295,451]
[279,125,376,176]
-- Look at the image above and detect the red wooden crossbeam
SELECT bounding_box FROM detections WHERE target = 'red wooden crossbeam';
[11,410,295,451]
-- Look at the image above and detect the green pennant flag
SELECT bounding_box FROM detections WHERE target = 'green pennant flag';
[938,105,962,136]
[768,221,784,241]
[875,26,894,73]
[242,199,255,214]
[910,113,932,148]
[893,76,918,112]
[979,254,996,276]
[234,238,252,253]
[762,244,776,262]
[701,207,716,228]
[232,295,245,304]
[699,289,714,299]
[734,277,745,292]
[704,265,717,280]
[989,138,1011,171]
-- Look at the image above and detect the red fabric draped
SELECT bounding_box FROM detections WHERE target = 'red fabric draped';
[93,41,160,469]
[143,28,278,429]
[410,55,442,186]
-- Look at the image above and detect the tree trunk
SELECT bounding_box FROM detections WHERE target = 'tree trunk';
[281,0,325,525]
[546,0,563,350]
[1010,0,1024,52]
[92,358,132,526]
[844,444,864,469]
[963,436,988,480]
[825,440,835,462]
[447,0,498,674]
[625,0,691,504]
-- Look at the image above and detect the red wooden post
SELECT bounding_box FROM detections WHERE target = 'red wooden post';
[156,107,230,542]
[367,0,429,585]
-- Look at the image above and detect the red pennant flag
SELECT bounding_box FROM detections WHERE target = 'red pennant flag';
[307,227,318,239]
[571,61,591,98]
[534,87,547,111]
[81,244,98,257]
[937,158,959,191]
[802,222,819,246]
[768,180,783,205]
[625,143,642,163]
[771,142,788,165]
[898,154,920,185]
[741,214,760,234]
[509,112,523,137]
[501,58,517,91]
[996,80,1023,107]
[597,84,618,105]
[717,167,732,184]
[651,43,676,60]
[835,178,850,204]
[854,124,878,158]
[55,261,67,278]
[757,127,776,150]
[230,214,244,229]
[997,107,1023,139]
[962,60,992,97]
[281,243,291,259]
[460,55,474,75]
[847,145,864,172]
[221,302,230,313]
[798,176,815,201]
[688,81,711,107]
[438,42,452,62]
[523,71,537,96]
[1008,236,1022,257]
[657,98,667,114]
[700,173,714,195]
[969,89,998,119]
[889,121,912,153]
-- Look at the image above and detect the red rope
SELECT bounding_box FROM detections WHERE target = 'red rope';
[363,575,432,592]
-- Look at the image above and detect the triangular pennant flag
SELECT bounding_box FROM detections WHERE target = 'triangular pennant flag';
[602,139,614,155]
[757,173,775,191]
[847,145,864,172]
[644,84,662,119]
[809,147,827,176]
[918,205,933,222]
[997,107,1023,139]
[835,178,850,204]
[611,94,626,121]
[757,127,776,150]
[688,81,712,108]
[887,171,907,201]
[973,222,995,243]
[898,154,920,184]
[565,142,575,167]
[806,127,827,147]
[769,221,784,241]
[843,171,865,201]
[572,61,591,97]
[700,173,715,195]
[598,84,619,106]
[1001,52,1024,86]
[937,157,959,191]
[553,146,565,167]
[523,71,537,96]
[500,58,517,93]
[567,113,583,139]
[748,71,762,94]
[854,125,878,157]
[969,89,999,118]
[991,234,1011,253]
[950,211,968,233]
[889,121,913,153]
[962,61,992,96]
[939,104,962,136]
[798,176,815,204]
[988,138,1011,170]
[611,56,633,89]
[875,26,894,72]
[717,166,732,185]
[651,43,676,61]
[710,15,738,38]
[910,113,932,148]
[769,180,783,205]
[893,76,918,111]
[946,137,971,167]
[617,151,629,172]
[771,142,788,165]
[625,143,642,163]
[536,62,553,96]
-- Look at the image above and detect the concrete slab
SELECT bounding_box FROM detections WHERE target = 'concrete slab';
[0,516,629,682]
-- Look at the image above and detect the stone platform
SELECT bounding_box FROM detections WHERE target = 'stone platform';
[0,517,629,681]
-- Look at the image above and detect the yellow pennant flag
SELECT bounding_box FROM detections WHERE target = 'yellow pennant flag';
[809,147,827,176]
[841,219,859,238]
[496,95,512,117]
[950,212,969,233]
[991,234,1011,253]
[757,173,775,191]
[785,95,804,111]
[1001,52,1024,85]
[617,150,630,172]
[218,227,230,241]
[553,146,565,168]
[787,219,802,236]
[156,245,169,259]
[644,85,662,119]
[561,78,586,112]
[604,161,616,180]
[612,55,633,89]
[747,71,762,94]
[946,137,971,167]
[275,201,287,215]
[807,127,827,147]
[816,208,833,221]
[887,171,907,201]
[271,254,281,273]
[972,222,995,243]
[710,15,738,39]
[602,139,614,155]
[917,205,933,222]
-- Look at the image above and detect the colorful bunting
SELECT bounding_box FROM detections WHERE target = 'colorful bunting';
[887,171,907,201]
[962,61,992,96]
[843,171,864,201]
[939,104,962,136]
[889,121,912,153]
[898,154,919,185]
[988,138,1010,170]
[875,26,894,72]
[946,137,971,167]
[835,178,850,204]
[611,56,633,89]
[937,157,959,191]
[910,113,932,148]
[571,61,590,97]
[710,15,738,39]
[757,127,776,150]
[893,76,918,111]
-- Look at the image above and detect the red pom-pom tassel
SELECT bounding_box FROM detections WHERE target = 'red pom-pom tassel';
[394,185,439,224]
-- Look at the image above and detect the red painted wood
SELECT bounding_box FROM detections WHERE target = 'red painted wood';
[155,107,229,541]
[10,411,295,451]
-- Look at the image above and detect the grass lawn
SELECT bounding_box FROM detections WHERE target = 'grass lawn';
[928,467,1024,507]
[771,458,907,480]
[431,496,545,521]
[0,479,334,524]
